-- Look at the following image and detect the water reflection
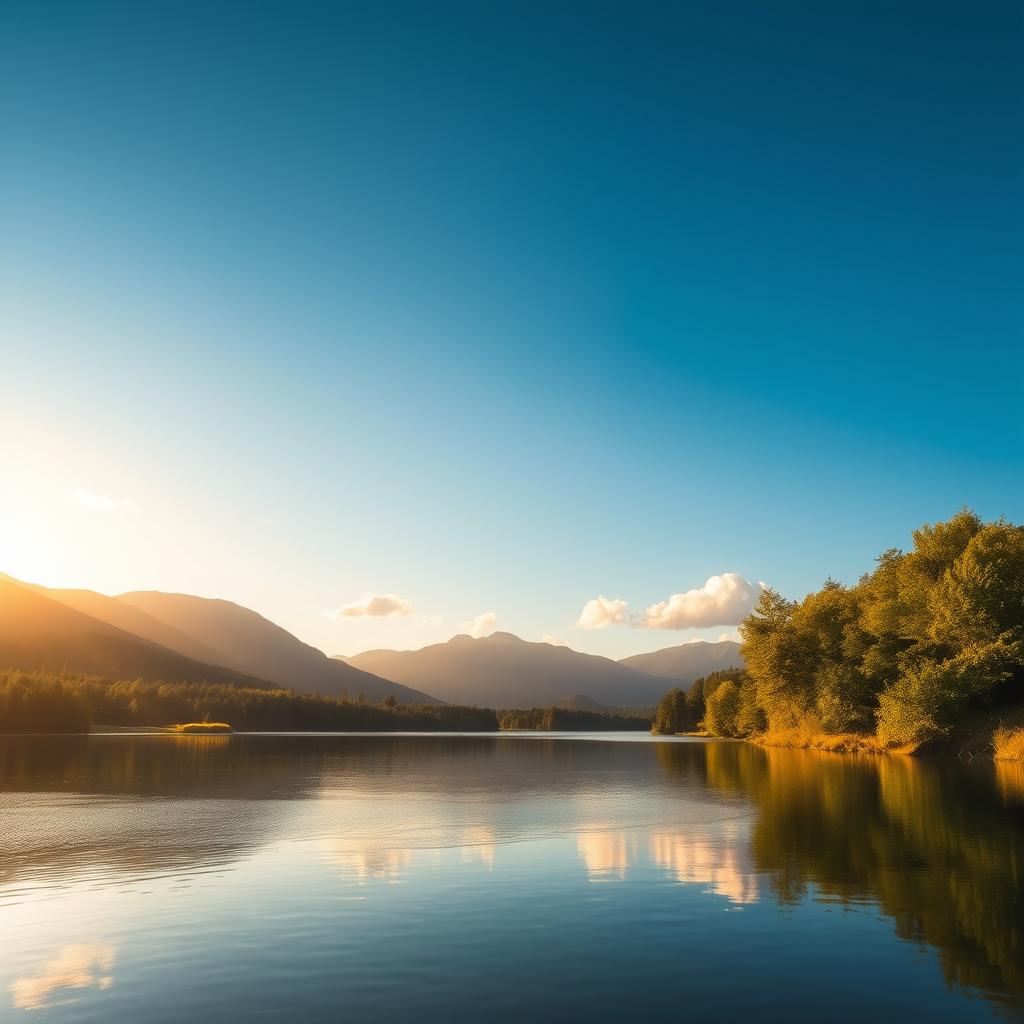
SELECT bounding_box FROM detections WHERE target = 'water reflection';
[9,944,115,1010]
[649,826,759,904]
[576,831,638,881]
[323,839,415,882]
[459,827,497,869]
[0,734,1021,1018]
[674,742,1024,1012]
[997,761,1024,802]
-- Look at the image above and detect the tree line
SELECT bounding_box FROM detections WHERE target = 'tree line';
[500,706,650,731]
[653,511,1023,747]
[0,670,498,733]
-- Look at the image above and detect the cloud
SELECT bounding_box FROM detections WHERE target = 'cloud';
[418,614,444,629]
[575,595,630,630]
[542,634,567,646]
[326,593,415,620]
[70,490,139,514]
[642,574,760,630]
[459,611,497,637]
[9,943,116,1010]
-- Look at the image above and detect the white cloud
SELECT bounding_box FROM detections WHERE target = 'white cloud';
[542,634,567,646]
[70,490,139,514]
[642,574,760,630]
[459,611,497,637]
[575,595,630,630]
[326,593,415,620]
[717,629,741,643]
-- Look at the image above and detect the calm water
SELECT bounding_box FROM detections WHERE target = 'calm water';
[0,733,1021,1022]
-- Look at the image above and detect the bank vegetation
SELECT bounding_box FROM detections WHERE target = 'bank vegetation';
[653,512,1023,758]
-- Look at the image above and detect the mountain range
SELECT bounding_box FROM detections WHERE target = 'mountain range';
[1,571,743,709]
[618,640,743,680]
[0,573,435,704]
[339,632,743,709]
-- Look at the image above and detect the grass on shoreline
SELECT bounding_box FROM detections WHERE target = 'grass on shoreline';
[751,728,907,756]
[170,722,233,734]
[749,710,1024,760]
[993,726,1024,762]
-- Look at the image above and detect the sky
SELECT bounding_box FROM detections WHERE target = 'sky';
[1,1,1021,660]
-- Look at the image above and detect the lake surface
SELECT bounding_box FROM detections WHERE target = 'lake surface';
[0,733,1021,1022]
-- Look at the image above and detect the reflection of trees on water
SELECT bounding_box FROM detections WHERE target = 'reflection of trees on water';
[0,736,319,891]
[0,735,685,894]
[5,735,1020,1013]
[656,741,1024,1014]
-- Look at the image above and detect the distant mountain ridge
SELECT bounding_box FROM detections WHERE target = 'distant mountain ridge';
[0,574,438,704]
[2,569,744,710]
[618,640,744,682]
[0,574,264,687]
[341,631,676,709]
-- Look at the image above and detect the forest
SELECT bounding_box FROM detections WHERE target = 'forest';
[0,670,498,733]
[653,511,1024,753]
[499,706,650,730]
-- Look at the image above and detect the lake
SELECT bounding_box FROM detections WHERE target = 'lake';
[0,733,1021,1021]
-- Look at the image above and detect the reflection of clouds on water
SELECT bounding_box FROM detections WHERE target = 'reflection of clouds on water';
[649,826,759,904]
[324,824,499,880]
[459,827,496,869]
[9,943,115,1010]
[575,822,759,901]
[577,831,638,881]
[322,840,414,882]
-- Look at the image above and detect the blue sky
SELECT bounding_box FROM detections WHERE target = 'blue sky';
[1,1,1021,659]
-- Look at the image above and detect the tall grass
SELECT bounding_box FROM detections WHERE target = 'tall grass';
[992,725,1024,762]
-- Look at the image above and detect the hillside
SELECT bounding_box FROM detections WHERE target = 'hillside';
[618,640,743,682]
[23,582,232,666]
[2,575,438,704]
[115,590,436,703]
[0,575,265,686]
[343,632,670,708]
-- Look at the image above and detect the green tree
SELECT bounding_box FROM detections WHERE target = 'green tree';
[651,688,687,734]
[704,680,743,737]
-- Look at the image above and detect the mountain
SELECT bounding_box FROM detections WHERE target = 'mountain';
[0,574,264,686]
[342,632,671,708]
[1,574,438,704]
[21,582,231,666]
[115,590,436,703]
[618,640,743,682]
[552,694,648,713]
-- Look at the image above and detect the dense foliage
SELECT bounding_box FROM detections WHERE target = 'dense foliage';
[650,669,745,735]
[687,512,1024,746]
[0,670,498,733]
[499,706,649,730]
[0,673,92,733]
[650,688,687,734]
